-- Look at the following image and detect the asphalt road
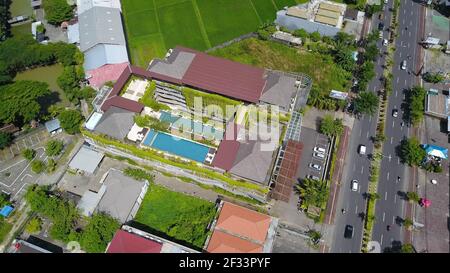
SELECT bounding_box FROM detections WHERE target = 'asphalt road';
[332,2,394,253]
[371,0,423,251]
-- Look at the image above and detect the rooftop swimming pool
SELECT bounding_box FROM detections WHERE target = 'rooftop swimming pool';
[159,111,224,141]
[142,129,211,163]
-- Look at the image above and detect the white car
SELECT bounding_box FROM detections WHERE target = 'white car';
[359,145,366,155]
[314,147,326,154]
[401,60,407,70]
[383,39,388,46]
[351,180,359,192]
[313,152,325,159]
[392,109,398,117]
[384,0,388,4]
[309,163,322,171]
[308,175,320,181]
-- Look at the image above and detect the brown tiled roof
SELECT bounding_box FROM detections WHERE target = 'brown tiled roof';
[270,140,303,202]
[206,230,262,253]
[215,202,271,244]
[101,96,144,113]
[211,122,240,171]
[107,230,162,253]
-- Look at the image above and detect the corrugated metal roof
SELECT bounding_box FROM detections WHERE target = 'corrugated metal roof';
[69,146,104,173]
[45,119,61,133]
[317,8,340,19]
[319,2,344,13]
[286,7,308,19]
[314,14,339,26]
[83,44,128,70]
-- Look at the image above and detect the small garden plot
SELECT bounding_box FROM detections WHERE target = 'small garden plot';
[134,184,216,249]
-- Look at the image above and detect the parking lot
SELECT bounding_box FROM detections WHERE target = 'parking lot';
[0,128,49,162]
[296,127,330,181]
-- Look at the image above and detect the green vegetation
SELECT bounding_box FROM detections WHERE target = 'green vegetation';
[122,0,303,66]
[319,115,344,138]
[354,91,379,116]
[45,140,64,157]
[181,86,241,118]
[398,137,426,167]
[31,160,46,174]
[46,158,57,173]
[25,217,43,234]
[43,0,73,25]
[134,115,170,133]
[307,229,322,246]
[0,0,11,41]
[0,81,51,125]
[211,38,351,110]
[82,128,268,194]
[79,213,120,253]
[0,218,12,244]
[403,218,413,230]
[139,81,170,111]
[0,193,10,207]
[22,148,36,161]
[0,132,12,149]
[25,185,120,252]
[58,109,84,134]
[406,86,426,126]
[296,179,328,209]
[123,167,154,182]
[135,184,216,249]
[423,72,445,83]
[406,191,420,203]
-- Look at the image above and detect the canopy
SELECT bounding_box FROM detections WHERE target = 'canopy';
[0,205,14,217]
[423,144,448,159]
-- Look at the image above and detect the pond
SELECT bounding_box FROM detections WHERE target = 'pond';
[14,64,70,106]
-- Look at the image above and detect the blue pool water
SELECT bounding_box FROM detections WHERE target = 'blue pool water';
[159,111,223,141]
[142,129,209,163]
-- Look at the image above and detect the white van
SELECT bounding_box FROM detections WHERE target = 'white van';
[359,145,366,155]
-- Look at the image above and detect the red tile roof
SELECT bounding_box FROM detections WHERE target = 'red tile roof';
[106,230,162,253]
[178,47,266,103]
[206,230,262,253]
[87,62,129,89]
[215,202,271,244]
[101,96,144,113]
[211,122,241,171]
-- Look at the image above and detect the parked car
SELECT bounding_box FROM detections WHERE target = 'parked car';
[351,180,359,192]
[314,147,326,154]
[313,152,325,159]
[383,39,388,46]
[308,175,320,181]
[392,109,398,117]
[401,60,407,70]
[378,22,384,31]
[344,225,354,239]
[309,163,322,171]
[379,31,383,39]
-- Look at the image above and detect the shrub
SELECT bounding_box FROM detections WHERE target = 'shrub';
[45,140,64,157]
[25,217,43,234]
[22,149,36,161]
[31,160,46,174]
[123,167,154,182]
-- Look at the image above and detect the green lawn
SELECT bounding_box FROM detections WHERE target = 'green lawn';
[0,219,12,244]
[11,23,32,37]
[121,0,306,67]
[134,184,216,249]
[10,0,32,17]
[210,38,351,98]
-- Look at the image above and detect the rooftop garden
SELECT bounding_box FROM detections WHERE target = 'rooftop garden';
[133,184,217,250]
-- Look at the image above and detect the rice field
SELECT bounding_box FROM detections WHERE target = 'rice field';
[122,0,306,67]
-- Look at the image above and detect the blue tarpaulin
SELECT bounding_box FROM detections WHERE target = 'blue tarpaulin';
[423,144,448,159]
[0,205,14,217]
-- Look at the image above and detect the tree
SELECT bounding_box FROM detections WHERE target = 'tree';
[0,1,11,41]
[57,65,84,103]
[403,218,413,229]
[22,149,36,161]
[320,114,344,137]
[45,140,64,157]
[25,217,43,234]
[293,28,308,39]
[363,43,379,62]
[408,86,426,125]
[406,192,420,203]
[296,179,328,207]
[80,213,120,253]
[58,109,83,134]
[334,46,356,71]
[0,81,51,125]
[310,31,321,42]
[31,160,46,174]
[307,229,322,246]
[369,192,381,201]
[398,137,426,166]
[0,132,12,149]
[354,92,379,116]
[400,243,415,253]
[44,0,73,25]
[334,32,356,48]
[423,72,444,83]
[46,158,57,173]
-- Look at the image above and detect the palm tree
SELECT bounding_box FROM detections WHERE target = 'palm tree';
[296,179,327,207]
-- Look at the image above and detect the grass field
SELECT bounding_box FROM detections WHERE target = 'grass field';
[134,184,216,249]
[10,0,32,17]
[122,0,307,67]
[211,38,351,98]
[0,219,12,244]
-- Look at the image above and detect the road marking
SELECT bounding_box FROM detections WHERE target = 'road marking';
[395,90,398,97]
[396,78,399,84]
[408,43,410,48]
[393,216,395,225]
[410,20,413,26]
[381,234,384,245]
[390,137,393,144]
[366,131,370,138]
[404,79,407,85]
[387,172,390,180]
[394,195,397,203]
[369,116,372,122]
[355,206,358,214]
[383,212,386,222]
[360,129,362,136]
[388,154,392,162]
[399,52,402,58]
[392,120,395,128]
[385,191,388,200]
[409,31,411,37]
[361,166,364,174]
